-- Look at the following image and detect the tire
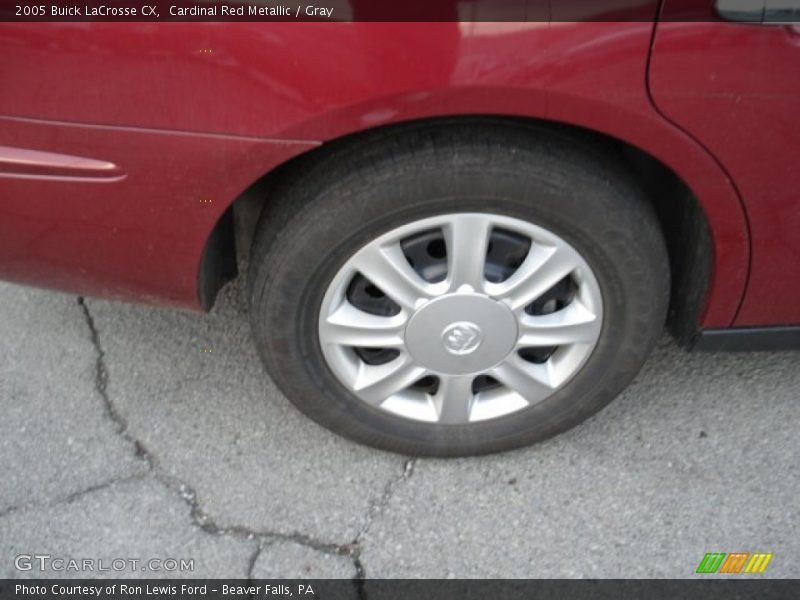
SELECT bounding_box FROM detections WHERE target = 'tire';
[248,120,669,456]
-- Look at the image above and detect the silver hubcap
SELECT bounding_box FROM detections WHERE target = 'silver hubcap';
[318,213,603,425]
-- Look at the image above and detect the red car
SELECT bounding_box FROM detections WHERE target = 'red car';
[1,2,798,456]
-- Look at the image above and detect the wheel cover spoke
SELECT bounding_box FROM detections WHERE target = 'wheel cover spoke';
[517,301,601,347]
[489,355,555,406]
[443,214,492,292]
[352,355,427,405]
[434,375,476,424]
[320,302,406,348]
[487,243,580,310]
[318,213,603,424]
[350,242,436,311]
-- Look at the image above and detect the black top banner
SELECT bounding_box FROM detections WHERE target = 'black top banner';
[5,0,796,22]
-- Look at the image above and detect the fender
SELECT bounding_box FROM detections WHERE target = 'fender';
[0,22,748,325]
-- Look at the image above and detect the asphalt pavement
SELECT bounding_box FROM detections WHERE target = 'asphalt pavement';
[1,279,797,579]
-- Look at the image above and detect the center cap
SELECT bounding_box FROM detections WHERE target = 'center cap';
[441,321,483,355]
[405,293,518,375]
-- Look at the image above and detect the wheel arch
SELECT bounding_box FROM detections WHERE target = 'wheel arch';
[200,114,724,345]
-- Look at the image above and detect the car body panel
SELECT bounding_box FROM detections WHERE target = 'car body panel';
[0,19,767,327]
[0,116,314,306]
[650,18,800,326]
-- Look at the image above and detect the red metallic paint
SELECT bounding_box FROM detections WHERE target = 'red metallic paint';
[0,19,790,329]
[650,19,800,326]
[0,116,315,306]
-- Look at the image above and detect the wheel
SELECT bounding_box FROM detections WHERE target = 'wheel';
[248,121,669,456]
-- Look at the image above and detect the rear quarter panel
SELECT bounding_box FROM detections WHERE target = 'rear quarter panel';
[650,19,800,326]
[0,22,748,323]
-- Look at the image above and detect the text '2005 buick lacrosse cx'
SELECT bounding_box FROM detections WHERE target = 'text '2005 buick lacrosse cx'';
[1,1,798,456]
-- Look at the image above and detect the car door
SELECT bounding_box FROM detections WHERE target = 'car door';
[649,0,800,326]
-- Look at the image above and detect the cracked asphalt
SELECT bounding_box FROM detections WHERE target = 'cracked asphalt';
[1,279,798,580]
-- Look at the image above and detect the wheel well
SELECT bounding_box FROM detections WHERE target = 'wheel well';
[203,116,711,344]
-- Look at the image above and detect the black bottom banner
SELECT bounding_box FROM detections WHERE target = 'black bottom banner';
[1,579,798,600]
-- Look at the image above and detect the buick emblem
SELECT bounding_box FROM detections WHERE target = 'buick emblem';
[441,322,483,355]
